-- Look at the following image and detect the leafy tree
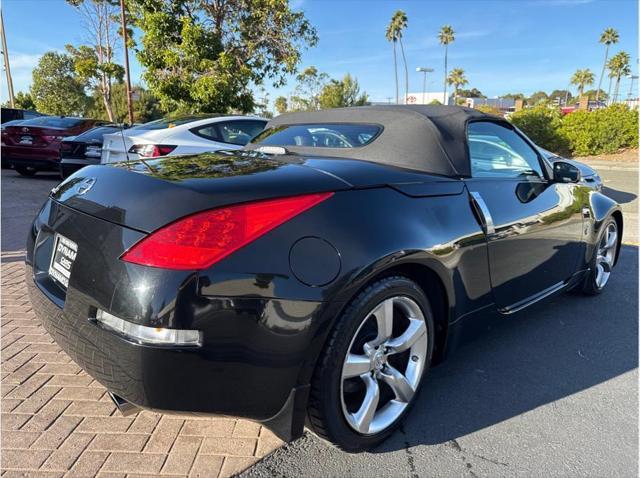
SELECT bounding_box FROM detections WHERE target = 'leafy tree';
[274,96,288,115]
[583,89,608,101]
[318,74,368,109]
[607,51,631,103]
[289,66,329,111]
[527,91,548,106]
[2,91,36,109]
[570,69,595,97]
[87,82,162,123]
[429,99,442,105]
[131,0,318,114]
[66,0,125,122]
[458,87,485,98]
[438,25,455,104]
[596,28,619,103]
[549,89,573,106]
[510,105,570,155]
[30,51,89,115]
[502,92,525,100]
[386,11,408,104]
[447,68,468,104]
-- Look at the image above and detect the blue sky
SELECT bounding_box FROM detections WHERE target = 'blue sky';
[1,0,638,107]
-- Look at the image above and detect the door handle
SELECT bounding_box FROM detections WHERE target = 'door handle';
[469,191,495,235]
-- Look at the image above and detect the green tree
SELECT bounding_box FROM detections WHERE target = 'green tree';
[289,66,329,111]
[66,0,125,121]
[447,68,468,104]
[458,87,485,98]
[607,51,631,103]
[527,91,548,106]
[596,28,619,103]
[2,91,36,109]
[274,96,288,115]
[131,0,317,114]
[87,82,162,123]
[502,92,525,100]
[386,11,408,104]
[318,74,368,109]
[583,89,608,101]
[30,51,89,115]
[570,69,595,97]
[438,25,455,104]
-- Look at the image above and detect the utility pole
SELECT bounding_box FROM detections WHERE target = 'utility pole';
[0,10,15,108]
[119,0,134,125]
[628,75,638,99]
[416,67,433,104]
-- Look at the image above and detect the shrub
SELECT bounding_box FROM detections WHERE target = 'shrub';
[474,104,502,116]
[509,105,570,155]
[559,104,638,156]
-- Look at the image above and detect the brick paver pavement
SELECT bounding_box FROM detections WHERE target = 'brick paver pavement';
[1,260,282,477]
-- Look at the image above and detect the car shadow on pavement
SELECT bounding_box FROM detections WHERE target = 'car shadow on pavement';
[374,244,638,452]
[603,186,637,204]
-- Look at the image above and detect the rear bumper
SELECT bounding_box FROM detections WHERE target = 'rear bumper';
[25,199,331,440]
[5,156,59,171]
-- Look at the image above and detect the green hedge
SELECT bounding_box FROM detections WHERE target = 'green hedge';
[509,104,638,157]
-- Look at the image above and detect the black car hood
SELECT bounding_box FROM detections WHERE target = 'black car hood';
[51,151,457,233]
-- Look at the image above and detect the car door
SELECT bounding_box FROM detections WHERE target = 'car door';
[463,120,584,312]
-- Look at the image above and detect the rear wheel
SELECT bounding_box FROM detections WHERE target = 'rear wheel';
[307,276,434,451]
[582,217,618,295]
[15,166,37,177]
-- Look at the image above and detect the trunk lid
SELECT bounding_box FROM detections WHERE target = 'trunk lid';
[51,151,352,233]
[4,125,69,148]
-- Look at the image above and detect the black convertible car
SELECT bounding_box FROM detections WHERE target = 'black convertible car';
[26,106,622,451]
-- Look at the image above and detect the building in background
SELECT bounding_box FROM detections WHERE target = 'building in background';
[405,92,450,105]
[461,97,516,113]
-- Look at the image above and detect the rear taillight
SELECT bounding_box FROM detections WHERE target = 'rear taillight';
[129,144,177,158]
[43,135,65,142]
[120,192,334,270]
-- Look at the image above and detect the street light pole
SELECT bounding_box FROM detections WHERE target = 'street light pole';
[416,67,433,104]
[0,10,15,108]
[119,0,134,125]
[628,75,638,99]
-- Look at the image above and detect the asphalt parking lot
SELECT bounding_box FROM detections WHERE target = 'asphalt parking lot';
[1,159,638,477]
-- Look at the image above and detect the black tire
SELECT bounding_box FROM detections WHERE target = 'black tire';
[15,166,37,177]
[307,276,435,451]
[581,217,618,295]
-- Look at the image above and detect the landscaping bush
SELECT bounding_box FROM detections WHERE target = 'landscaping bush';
[509,105,570,156]
[559,104,638,156]
[509,104,638,157]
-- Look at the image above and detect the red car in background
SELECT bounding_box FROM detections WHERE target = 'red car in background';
[2,116,106,176]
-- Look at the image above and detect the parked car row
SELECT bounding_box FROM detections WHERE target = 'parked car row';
[2,114,268,178]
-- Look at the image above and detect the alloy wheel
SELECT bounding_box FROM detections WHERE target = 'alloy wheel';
[595,221,618,289]
[340,296,428,435]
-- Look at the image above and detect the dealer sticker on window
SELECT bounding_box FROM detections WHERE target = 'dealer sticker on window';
[48,234,78,289]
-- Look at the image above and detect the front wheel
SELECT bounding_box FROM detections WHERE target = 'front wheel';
[15,166,37,177]
[581,217,619,295]
[307,276,434,451]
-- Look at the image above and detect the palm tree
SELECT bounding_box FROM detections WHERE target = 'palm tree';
[447,68,468,104]
[607,51,631,103]
[387,11,409,104]
[596,28,619,103]
[438,25,455,104]
[570,69,595,97]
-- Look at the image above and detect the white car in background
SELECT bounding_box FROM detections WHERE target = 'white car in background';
[100,114,267,163]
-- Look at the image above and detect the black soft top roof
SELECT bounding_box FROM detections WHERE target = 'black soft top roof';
[250,105,500,178]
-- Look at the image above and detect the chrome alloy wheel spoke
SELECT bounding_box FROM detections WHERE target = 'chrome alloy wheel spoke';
[350,374,380,433]
[595,222,618,289]
[379,364,414,403]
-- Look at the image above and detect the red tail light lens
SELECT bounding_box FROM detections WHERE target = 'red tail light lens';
[121,192,334,270]
[129,144,177,158]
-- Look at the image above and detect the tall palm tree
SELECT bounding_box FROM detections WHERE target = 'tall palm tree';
[438,25,455,104]
[447,68,468,104]
[607,51,631,103]
[570,69,595,97]
[387,11,409,104]
[385,18,399,104]
[596,28,619,103]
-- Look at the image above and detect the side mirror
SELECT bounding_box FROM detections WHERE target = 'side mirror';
[553,161,581,183]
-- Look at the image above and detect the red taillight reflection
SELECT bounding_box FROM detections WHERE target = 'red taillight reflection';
[121,192,334,270]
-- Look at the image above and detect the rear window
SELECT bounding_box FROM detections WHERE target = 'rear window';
[253,123,381,148]
[191,120,267,146]
[19,117,85,128]
[73,126,120,142]
[132,115,220,131]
